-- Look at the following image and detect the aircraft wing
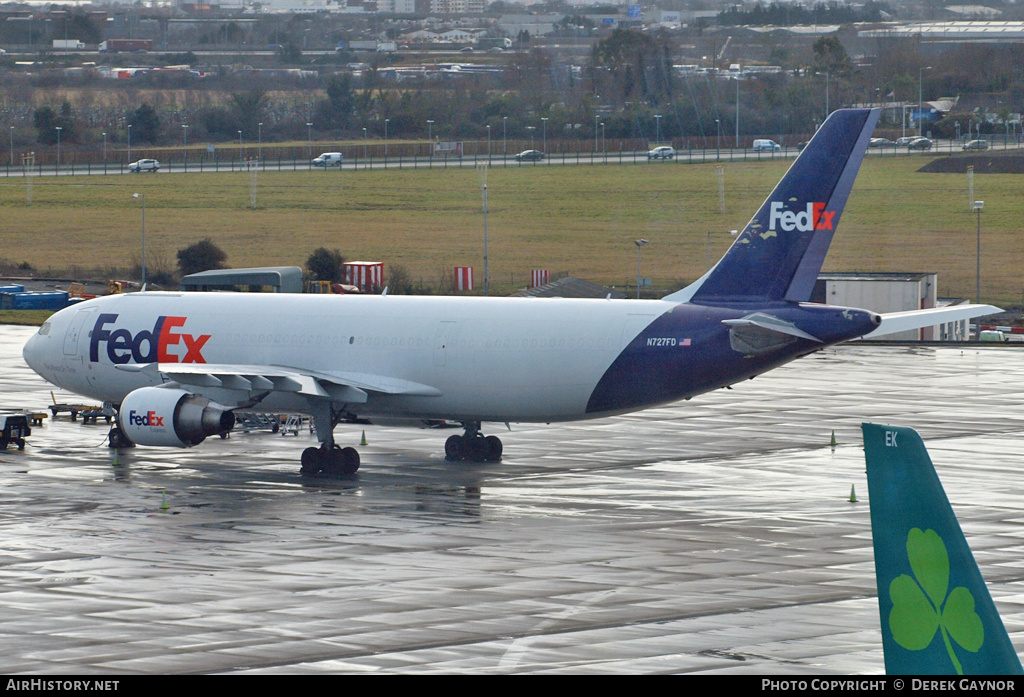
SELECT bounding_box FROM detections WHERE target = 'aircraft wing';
[116,363,443,402]
[861,304,1001,339]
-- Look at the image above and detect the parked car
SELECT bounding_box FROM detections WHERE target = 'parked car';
[894,136,918,147]
[869,138,895,148]
[128,158,160,173]
[907,137,933,151]
[514,149,545,162]
[797,141,809,152]
[312,152,344,167]
[752,139,781,152]
[963,139,989,151]
[647,146,676,160]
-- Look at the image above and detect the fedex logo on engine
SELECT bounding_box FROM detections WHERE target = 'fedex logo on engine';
[768,201,835,232]
[90,313,211,365]
[128,410,165,427]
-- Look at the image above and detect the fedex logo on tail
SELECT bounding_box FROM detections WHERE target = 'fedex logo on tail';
[90,313,211,365]
[769,201,835,232]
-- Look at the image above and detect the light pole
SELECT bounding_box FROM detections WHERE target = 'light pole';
[734,77,740,147]
[127,124,132,163]
[102,131,107,162]
[526,126,535,151]
[715,119,721,161]
[133,193,146,289]
[363,126,368,160]
[55,126,62,172]
[600,122,605,159]
[8,126,13,167]
[635,239,648,299]
[654,114,662,143]
[384,118,389,158]
[540,117,548,153]
[502,116,507,156]
[182,124,188,171]
[427,119,434,156]
[306,122,312,161]
[594,114,599,152]
[485,124,490,161]
[918,66,932,137]
[974,200,984,307]
[258,122,263,162]
[825,68,830,117]
[238,130,243,165]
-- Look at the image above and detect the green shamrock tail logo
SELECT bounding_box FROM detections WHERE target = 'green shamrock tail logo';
[889,528,985,675]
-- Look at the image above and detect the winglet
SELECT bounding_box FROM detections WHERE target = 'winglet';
[862,423,1023,675]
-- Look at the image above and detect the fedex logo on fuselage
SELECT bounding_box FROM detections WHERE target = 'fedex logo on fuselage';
[89,313,211,365]
[128,410,165,427]
[768,201,835,232]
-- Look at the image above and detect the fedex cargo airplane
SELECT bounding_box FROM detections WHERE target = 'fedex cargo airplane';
[22,109,998,476]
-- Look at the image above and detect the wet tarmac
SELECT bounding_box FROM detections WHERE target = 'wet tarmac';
[2,323,1024,675]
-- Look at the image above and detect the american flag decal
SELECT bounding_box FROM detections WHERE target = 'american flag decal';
[680,338,691,346]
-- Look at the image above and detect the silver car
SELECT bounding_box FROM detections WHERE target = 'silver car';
[647,146,676,160]
[128,158,160,173]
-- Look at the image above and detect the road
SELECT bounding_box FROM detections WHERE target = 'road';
[4,139,1018,178]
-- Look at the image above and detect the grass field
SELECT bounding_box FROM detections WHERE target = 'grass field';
[1,155,1020,305]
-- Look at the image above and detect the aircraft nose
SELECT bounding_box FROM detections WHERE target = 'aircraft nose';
[22,331,42,372]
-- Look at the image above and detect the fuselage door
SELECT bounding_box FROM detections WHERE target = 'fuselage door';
[621,314,657,350]
[63,307,97,357]
[433,320,457,367]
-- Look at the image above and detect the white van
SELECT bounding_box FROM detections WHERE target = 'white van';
[312,152,344,167]
[752,139,781,152]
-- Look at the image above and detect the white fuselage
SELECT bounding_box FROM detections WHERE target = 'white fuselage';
[24,291,681,423]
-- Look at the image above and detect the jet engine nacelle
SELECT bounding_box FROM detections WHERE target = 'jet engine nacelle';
[120,387,235,447]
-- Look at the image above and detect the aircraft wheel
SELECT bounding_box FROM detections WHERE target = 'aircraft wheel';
[108,427,134,449]
[484,435,503,461]
[300,447,323,475]
[465,436,489,462]
[445,435,464,461]
[340,447,360,474]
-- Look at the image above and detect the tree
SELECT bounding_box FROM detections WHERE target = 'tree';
[177,239,227,277]
[231,90,270,140]
[316,75,358,130]
[61,9,102,45]
[129,103,161,144]
[812,35,852,77]
[306,247,345,282]
[33,102,75,144]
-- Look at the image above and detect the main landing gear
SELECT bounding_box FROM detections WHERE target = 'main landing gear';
[445,422,502,462]
[300,401,362,476]
[300,443,360,477]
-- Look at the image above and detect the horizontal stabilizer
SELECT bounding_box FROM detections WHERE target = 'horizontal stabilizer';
[862,305,1001,339]
[722,312,822,342]
[862,423,1023,675]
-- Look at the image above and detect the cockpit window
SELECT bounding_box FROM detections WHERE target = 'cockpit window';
[38,322,51,336]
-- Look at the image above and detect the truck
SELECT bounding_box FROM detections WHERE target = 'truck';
[52,39,85,50]
[99,39,153,53]
[343,40,397,52]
